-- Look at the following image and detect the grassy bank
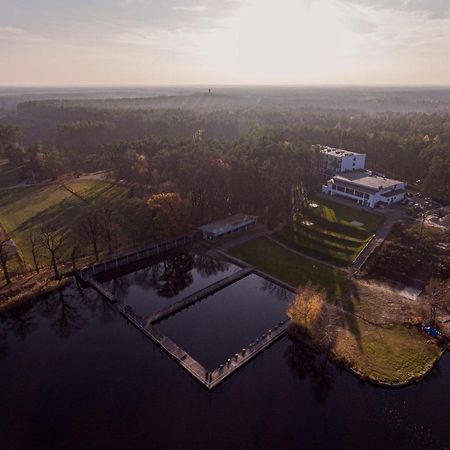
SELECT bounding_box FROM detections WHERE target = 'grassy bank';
[300,280,444,386]
[0,276,72,313]
[230,235,442,386]
[332,317,442,386]
[228,236,350,298]
[0,180,127,267]
[276,195,384,266]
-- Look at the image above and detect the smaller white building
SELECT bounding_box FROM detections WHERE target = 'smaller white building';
[198,214,258,240]
[318,146,366,176]
[322,170,406,208]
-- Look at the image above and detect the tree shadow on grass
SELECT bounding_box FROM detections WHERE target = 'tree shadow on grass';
[338,282,363,350]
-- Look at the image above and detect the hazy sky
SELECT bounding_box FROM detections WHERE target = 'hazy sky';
[1,0,450,85]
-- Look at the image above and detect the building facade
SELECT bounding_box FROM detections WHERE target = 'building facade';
[318,146,366,176]
[322,170,406,208]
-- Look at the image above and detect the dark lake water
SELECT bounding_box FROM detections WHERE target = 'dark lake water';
[1,282,450,450]
[156,273,294,369]
[97,252,240,317]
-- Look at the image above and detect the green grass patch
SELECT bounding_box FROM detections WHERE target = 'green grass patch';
[0,159,26,188]
[228,236,350,299]
[309,194,384,235]
[333,318,442,385]
[0,180,127,267]
[276,195,384,266]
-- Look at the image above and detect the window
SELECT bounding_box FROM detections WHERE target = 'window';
[345,187,355,195]
[332,184,336,190]
[337,185,345,193]
[364,193,370,199]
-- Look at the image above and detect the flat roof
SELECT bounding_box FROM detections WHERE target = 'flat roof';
[317,145,364,158]
[198,213,258,235]
[333,170,404,192]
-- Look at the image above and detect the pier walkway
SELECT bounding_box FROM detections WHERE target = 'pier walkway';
[77,234,193,281]
[89,279,116,303]
[143,267,253,327]
[77,236,295,391]
[120,304,291,390]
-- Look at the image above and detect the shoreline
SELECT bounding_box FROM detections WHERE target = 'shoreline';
[0,276,72,313]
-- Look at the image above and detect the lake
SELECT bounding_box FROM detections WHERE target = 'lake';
[0,282,449,449]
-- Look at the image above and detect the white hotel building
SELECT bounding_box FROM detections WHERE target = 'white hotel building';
[318,146,366,176]
[319,146,407,208]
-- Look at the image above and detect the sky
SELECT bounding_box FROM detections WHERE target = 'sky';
[1,0,450,86]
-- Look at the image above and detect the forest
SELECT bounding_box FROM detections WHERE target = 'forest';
[2,98,449,203]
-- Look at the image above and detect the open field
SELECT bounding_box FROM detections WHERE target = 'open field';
[228,236,350,298]
[275,195,385,266]
[0,180,128,267]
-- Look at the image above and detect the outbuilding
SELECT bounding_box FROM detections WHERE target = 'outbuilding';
[198,214,258,240]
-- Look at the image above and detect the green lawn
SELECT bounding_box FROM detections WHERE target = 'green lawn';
[332,318,442,386]
[275,195,385,266]
[0,159,26,188]
[0,180,127,267]
[228,236,350,299]
[230,234,442,386]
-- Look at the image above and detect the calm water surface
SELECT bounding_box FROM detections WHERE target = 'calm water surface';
[97,252,240,317]
[156,273,294,369]
[1,283,449,450]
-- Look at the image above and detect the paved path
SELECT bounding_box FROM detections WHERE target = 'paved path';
[350,216,401,276]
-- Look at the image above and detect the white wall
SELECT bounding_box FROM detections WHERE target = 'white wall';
[322,180,406,208]
[340,154,366,172]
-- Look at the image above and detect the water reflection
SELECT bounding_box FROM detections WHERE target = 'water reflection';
[0,282,114,344]
[260,278,292,302]
[0,329,7,359]
[107,253,196,299]
[193,254,231,278]
[285,325,337,403]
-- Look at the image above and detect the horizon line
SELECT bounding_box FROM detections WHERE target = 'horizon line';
[1,83,450,90]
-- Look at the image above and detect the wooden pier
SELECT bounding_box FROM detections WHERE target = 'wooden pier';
[143,267,253,327]
[76,234,193,281]
[89,279,117,303]
[76,234,296,391]
[120,306,208,383]
[120,304,290,390]
[208,319,290,389]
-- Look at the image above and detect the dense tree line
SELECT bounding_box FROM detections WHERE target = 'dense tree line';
[2,104,450,202]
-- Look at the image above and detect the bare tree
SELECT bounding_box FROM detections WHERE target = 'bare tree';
[40,226,67,279]
[69,237,80,272]
[29,231,40,274]
[80,211,102,262]
[425,278,444,328]
[0,235,12,285]
[100,206,115,254]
